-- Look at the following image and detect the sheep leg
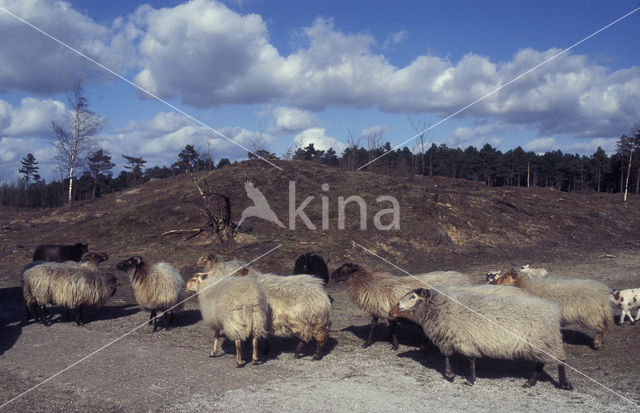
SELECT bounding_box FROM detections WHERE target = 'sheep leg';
[75,306,84,326]
[235,339,245,368]
[444,355,455,382]
[163,311,170,330]
[523,362,544,388]
[362,317,378,348]
[251,336,260,365]
[209,331,222,357]
[634,309,640,324]
[148,309,156,326]
[593,331,605,350]
[388,319,399,350]
[620,311,629,325]
[463,357,476,386]
[557,364,573,390]
[294,340,306,358]
[312,329,329,361]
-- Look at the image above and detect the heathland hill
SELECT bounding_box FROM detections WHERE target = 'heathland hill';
[1,159,639,280]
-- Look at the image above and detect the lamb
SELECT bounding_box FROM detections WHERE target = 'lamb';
[330,263,471,350]
[389,288,573,390]
[490,271,613,349]
[115,256,185,332]
[195,254,260,277]
[520,264,549,278]
[208,258,331,360]
[610,288,640,324]
[32,242,89,262]
[292,253,329,283]
[23,262,118,325]
[184,272,268,367]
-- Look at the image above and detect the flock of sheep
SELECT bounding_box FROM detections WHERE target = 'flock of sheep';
[19,243,640,391]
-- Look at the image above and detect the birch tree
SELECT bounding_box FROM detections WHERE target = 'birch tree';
[51,80,103,207]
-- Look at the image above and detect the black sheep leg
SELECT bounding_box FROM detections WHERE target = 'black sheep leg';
[464,357,476,386]
[75,306,84,326]
[524,362,545,388]
[388,319,399,350]
[558,364,573,390]
[362,316,378,348]
[444,355,455,382]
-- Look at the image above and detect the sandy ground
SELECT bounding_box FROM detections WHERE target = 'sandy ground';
[1,251,640,412]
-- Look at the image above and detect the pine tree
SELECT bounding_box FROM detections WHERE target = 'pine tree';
[18,153,40,185]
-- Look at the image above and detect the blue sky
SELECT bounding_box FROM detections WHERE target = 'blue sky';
[0,0,639,182]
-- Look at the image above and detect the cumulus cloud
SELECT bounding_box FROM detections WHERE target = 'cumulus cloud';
[0,97,66,136]
[524,137,558,153]
[266,106,315,134]
[0,0,139,94]
[449,122,508,148]
[294,127,346,152]
[127,1,639,139]
[102,112,273,170]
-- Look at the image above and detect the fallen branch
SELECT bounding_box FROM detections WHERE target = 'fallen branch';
[161,229,201,236]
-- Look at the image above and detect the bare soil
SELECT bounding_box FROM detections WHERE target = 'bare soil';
[1,161,639,412]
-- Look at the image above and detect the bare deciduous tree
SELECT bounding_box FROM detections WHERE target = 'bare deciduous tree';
[51,80,103,207]
[408,116,433,176]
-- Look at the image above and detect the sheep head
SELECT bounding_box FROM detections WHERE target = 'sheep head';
[491,270,518,286]
[81,251,109,265]
[485,270,502,284]
[116,256,144,272]
[196,253,218,269]
[185,272,210,292]
[330,263,361,283]
[389,288,430,319]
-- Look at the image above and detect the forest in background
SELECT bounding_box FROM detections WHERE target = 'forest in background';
[2,124,639,210]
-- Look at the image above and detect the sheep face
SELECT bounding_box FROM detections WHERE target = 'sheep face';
[330,263,360,283]
[81,251,109,265]
[105,273,120,296]
[491,271,518,286]
[389,289,429,319]
[185,272,209,292]
[196,254,217,269]
[520,264,530,271]
[115,257,143,272]
[485,270,502,284]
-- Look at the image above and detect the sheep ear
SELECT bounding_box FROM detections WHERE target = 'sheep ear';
[239,268,250,276]
[133,257,142,265]
[417,288,430,299]
[201,273,209,280]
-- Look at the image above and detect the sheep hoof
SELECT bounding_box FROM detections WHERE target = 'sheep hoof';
[361,342,372,349]
[523,380,536,388]
[294,354,303,359]
[236,362,245,368]
[560,381,574,391]
[252,360,261,365]
[391,344,398,351]
[209,352,221,358]
[463,380,474,387]
[312,355,323,361]
[444,373,455,382]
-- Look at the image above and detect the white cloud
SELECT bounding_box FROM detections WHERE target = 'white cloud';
[524,137,558,153]
[0,97,66,136]
[102,112,273,171]
[382,30,408,50]
[266,106,315,134]
[449,122,508,148]
[0,0,138,94]
[294,127,345,152]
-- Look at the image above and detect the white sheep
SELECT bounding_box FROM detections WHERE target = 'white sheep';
[23,261,119,325]
[610,288,640,324]
[520,264,549,278]
[115,256,185,332]
[491,271,613,349]
[185,272,269,367]
[205,257,331,360]
[330,263,471,350]
[389,287,573,390]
